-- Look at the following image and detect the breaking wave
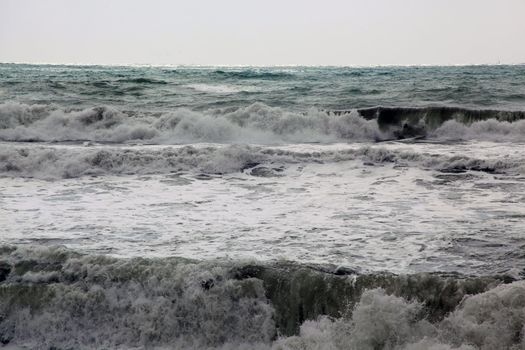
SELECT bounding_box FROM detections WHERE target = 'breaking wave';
[0,245,522,349]
[357,106,525,125]
[1,102,525,145]
[1,144,523,179]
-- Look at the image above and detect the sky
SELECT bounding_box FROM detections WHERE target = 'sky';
[1,0,525,66]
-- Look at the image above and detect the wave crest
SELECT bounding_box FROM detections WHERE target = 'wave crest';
[0,245,522,349]
[276,282,525,350]
[2,102,525,144]
[432,119,525,141]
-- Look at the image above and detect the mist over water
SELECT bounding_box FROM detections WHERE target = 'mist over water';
[1,64,525,349]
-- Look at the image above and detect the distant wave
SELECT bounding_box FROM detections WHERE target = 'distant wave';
[1,102,525,145]
[116,77,168,84]
[1,143,522,179]
[212,69,295,79]
[0,245,522,349]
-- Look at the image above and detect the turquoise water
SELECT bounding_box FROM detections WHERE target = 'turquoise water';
[2,64,525,112]
[1,64,525,145]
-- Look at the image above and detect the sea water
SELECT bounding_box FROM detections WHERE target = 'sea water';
[1,64,525,349]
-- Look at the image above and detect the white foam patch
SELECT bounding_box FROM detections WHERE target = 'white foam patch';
[1,142,524,276]
[1,141,524,180]
[432,119,525,142]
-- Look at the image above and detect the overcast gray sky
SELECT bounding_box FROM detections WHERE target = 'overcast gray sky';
[1,0,524,66]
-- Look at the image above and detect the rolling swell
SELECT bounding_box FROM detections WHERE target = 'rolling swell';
[358,106,525,125]
[0,245,522,349]
[1,144,523,179]
[2,102,525,144]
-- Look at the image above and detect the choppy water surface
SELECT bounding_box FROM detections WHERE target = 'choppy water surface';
[2,141,525,276]
[1,64,525,349]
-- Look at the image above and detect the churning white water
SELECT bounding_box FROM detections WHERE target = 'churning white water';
[2,64,525,349]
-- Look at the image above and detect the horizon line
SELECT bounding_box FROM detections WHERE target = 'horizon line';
[1,61,525,69]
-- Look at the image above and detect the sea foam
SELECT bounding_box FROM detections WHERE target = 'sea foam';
[1,143,523,179]
[2,102,525,145]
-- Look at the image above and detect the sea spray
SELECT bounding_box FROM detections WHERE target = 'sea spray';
[1,246,521,349]
[2,102,525,144]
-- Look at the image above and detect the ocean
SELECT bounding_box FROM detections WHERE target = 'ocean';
[0,63,525,349]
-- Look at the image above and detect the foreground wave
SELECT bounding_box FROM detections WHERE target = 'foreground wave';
[0,245,522,349]
[1,102,525,144]
[1,143,523,179]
